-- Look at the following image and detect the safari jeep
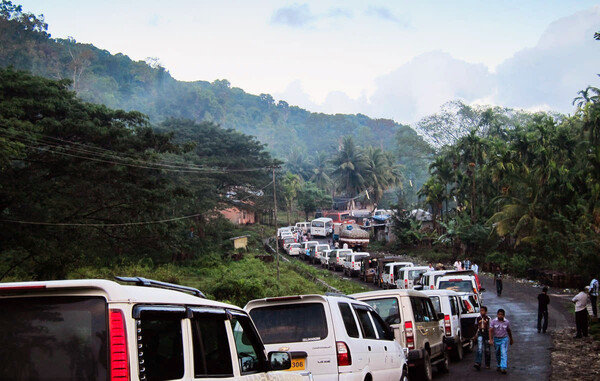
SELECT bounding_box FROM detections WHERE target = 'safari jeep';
[0,277,310,381]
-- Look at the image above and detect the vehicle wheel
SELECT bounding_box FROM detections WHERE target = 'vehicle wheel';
[452,336,464,361]
[437,350,450,373]
[412,352,433,381]
[400,369,409,381]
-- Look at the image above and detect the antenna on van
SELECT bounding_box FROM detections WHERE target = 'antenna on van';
[115,276,206,298]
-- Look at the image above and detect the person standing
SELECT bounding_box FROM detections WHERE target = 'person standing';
[428,262,435,271]
[494,267,504,296]
[537,287,550,333]
[464,258,472,270]
[590,276,598,318]
[572,285,590,338]
[474,306,491,370]
[489,308,513,374]
[472,262,479,274]
[453,259,463,271]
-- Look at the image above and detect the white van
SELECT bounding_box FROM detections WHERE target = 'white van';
[295,222,311,233]
[422,290,469,361]
[343,252,370,277]
[245,294,409,381]
[313,244,331,262]
[0,278,306,381]
[419,270,450,290]
[395,266,431,289]
[310,217,333,237]
[328,249,353,271]
[381,262,414,289]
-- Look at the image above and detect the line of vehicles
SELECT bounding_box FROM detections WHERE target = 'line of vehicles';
[274,221,485,381]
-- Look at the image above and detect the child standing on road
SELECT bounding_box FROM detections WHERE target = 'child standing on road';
[489,308,514,374]
[474,306,491,370]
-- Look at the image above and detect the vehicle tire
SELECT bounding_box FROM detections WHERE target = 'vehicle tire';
[412,352,433,381]
[400,369,409,381]
[437,350,450,373]
[452,335,464,361]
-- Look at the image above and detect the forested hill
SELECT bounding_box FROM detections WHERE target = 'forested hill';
[0,3,431,165]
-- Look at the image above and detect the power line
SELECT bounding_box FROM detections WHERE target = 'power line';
[2,131,271,174]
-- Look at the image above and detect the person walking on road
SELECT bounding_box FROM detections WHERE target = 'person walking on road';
[474,306,491,370]
[537,287,550,333]
[489,308,514,374]
[590,276,598,318]
[572,285,590,338]
[494,267,504,296]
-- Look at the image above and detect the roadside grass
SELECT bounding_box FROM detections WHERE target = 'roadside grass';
[284,257,370,295]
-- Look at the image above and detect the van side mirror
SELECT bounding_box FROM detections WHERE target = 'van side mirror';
[437,312,445,321]
[480,288,486,292]
[268,351,291,371]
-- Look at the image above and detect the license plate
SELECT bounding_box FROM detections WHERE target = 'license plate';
[288,358,306,371]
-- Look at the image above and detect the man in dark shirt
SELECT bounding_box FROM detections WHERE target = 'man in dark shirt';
[537,286,550,333]
[474,306,491,370]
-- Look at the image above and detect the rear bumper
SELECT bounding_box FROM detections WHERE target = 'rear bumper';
[407,348,427,367]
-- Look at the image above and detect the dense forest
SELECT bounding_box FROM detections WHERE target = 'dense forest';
[403,82,600,278]
[0,1,433,205]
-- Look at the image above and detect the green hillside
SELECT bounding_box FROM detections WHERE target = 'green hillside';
[0,2,433,199]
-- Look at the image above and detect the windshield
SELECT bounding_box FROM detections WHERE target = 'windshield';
[408,269,427,280]
[363,298,400,325]
[249,303,328,344]
[312,221,324,227]
[289,244,301,248]
[0,296,108,381]
[438,280,474,293]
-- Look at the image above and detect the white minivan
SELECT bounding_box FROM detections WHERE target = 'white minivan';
[381,262,414,289]
[328,249,353,271]
[245,294,409,381]
[343,252,370,277]
[0,278,307,381]
[310,217,334,237]
[295,222,311,233]
[395,266,431,289]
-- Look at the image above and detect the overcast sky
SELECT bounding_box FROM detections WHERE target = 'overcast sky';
[18,1,600,124]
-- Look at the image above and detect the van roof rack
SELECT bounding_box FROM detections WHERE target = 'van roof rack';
[115,276,206,298]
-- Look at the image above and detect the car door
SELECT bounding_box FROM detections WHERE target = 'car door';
[422,298,444,358]
[369,309,402,381]
[449,296,461,338]
[353,305,387,380]
[409,296,429,350]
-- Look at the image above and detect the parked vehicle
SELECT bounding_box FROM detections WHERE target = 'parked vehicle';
[301,241,319,261]
[338,223,369,249]
[342,252,370,277]
[455,292,481,344]
[0,278,306,381]
[245,294,409,381]
[395,266,431,289]
[328,248,353,271]
[287,243,303,256]
[352,289,449,381]
[418,270,450,290]
[381,262,414,289]
[372,257,411,287]
[358,253,386,283]
[295,222,311,233]
[320,249,334,268]
[280,236,296,250]
[422,289,470,361]
[436,272,484,304]
[310,217,333,237]
[323,211,352,223]
[313,244,331,263]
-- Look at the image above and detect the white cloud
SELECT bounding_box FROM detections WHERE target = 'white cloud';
[271,4,315,27]
[292,6,600,123]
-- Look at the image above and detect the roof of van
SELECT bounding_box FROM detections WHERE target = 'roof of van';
[244,293,365,309]
[350,289,427,299]
[0,279,239,310]
[420,289,461,296]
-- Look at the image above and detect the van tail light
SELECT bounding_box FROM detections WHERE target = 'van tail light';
[473,288,478,295]
[109,309,129,381]
[404,279,408,289]
[444,315,452,336]
[430,285,434,289]
[390,274,394,282]
[405,321,415,349]
[336,341,352,366]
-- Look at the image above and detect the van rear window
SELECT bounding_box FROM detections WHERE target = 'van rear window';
[363,297,400,325]
[249,303,328,344]
[438,280,473,293]
[0,296,108,381]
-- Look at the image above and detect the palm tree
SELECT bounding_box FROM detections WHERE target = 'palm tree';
[310,151,332,191]
[418,177,446,231]
[280,172,302,225]
[331,136,368,198]
[285,148,312,181]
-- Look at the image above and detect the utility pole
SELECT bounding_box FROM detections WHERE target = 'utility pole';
[272,166,279,281]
